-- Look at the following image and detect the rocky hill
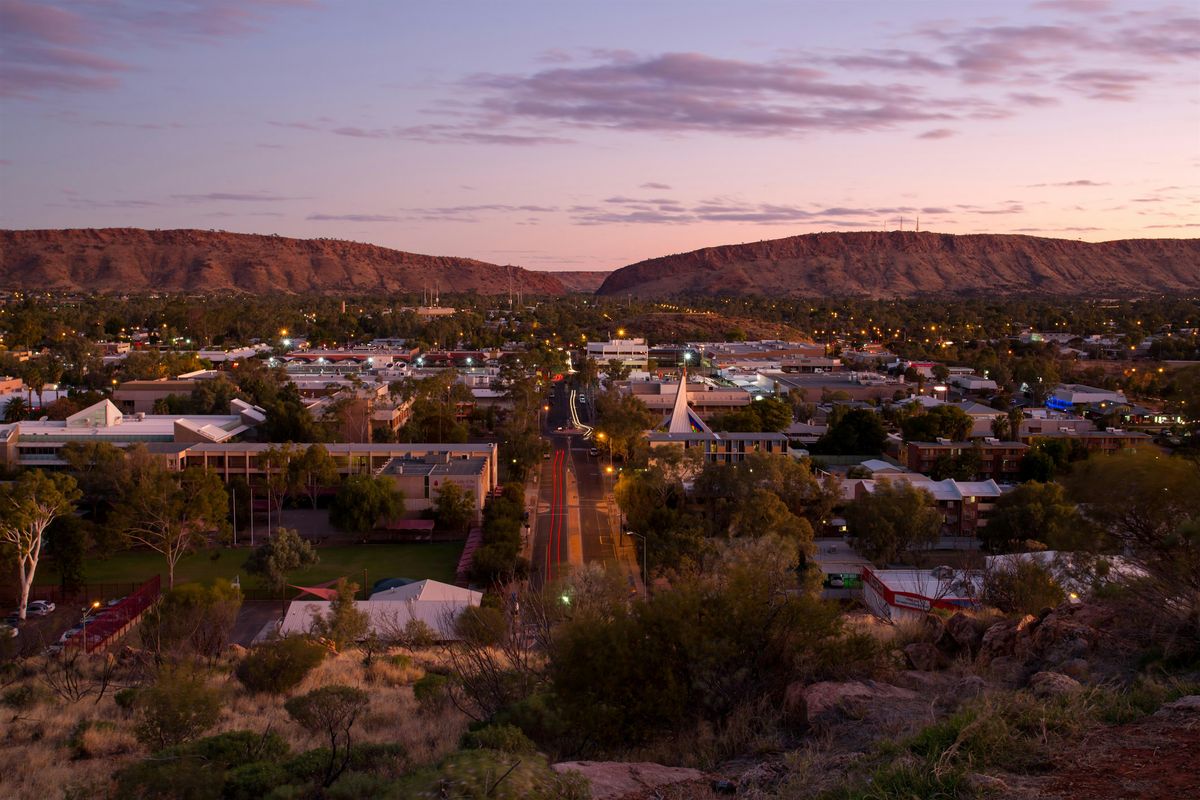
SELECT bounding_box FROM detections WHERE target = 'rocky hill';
[0,228,571,295]
[551,271,612,293]
[597,231,1200,298]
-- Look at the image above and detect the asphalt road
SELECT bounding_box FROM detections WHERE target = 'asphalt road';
[530,382,626,590]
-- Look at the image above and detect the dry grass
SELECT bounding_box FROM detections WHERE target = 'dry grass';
[0,646,468,800]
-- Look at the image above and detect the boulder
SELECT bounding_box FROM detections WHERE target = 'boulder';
[987,656,1027,687]
[551,762,707,800]
[1058,658,1091,682]
[227,644,248,659]
[802,680,919,720]
[1029,671,1082,698]
[953,675,987,700]
[1155,695,1200,716]
[979,614,1037,663]
[904,642,950,672]
[782,682,809,731]
[946,613,985,653]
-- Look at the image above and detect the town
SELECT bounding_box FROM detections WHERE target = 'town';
[1,290,1198,798]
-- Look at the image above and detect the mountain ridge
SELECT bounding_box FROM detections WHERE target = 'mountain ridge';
[0,228,570,295]
[596,230,1200,298]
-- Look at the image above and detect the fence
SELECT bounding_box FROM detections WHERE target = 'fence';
[68,576,161,654]
[2,582,148,608]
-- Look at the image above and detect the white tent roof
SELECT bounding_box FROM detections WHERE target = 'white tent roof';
[279,598,474,639]
[369,579,482,604]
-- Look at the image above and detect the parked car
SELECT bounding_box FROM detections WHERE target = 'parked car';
[59,625,83,644]
[0,623,17,639]
[27,600,55,616]
[3,613,21,628]
[589,447,600,457]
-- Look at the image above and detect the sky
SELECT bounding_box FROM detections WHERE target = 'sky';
[1,0,1197,271]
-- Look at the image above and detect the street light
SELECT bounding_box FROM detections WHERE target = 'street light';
[625,531,648,598]
[81,600,101,654]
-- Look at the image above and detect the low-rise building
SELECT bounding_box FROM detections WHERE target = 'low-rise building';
[587,338,649,368]
[0,398,266,469]
[900,439,1027,482]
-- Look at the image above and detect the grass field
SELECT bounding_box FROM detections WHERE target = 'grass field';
[39,542,463,591]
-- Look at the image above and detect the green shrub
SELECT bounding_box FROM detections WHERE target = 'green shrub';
[135,667,222,749]
[235,637,326,694]
[393,749,589,800]
[114,687,139,712]
[191,729,290,768]
[388,653,413,669]
[1,684,40,710]
[326,772,396,800]
[461,723,538,755]
[454,605,508,646]
[412,672,449,709]
[490,691,570,749]
[116,756,223,800]
[223,762,289,800]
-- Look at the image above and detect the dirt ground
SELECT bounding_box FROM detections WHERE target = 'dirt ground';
[1012,701,1200,800]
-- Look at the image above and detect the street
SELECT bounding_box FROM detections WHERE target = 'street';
[529,381,634,590]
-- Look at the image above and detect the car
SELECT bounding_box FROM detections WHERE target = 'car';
[588,447,600,457]
[0,624,17,639]
[59,626,83,644]
[578,396,587,404]
[27,600,55,615]
[543,451,551,459]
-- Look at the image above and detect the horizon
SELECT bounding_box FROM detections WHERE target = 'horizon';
[2,0,1198,271]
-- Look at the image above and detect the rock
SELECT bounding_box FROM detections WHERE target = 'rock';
[1031,611,1095,665]
[922,613,948,642]
[1155,695,1200,716]
[987,656,1027,687]
[782,682,809,731]
[1029,671,1083,698]
[946,613,985,653]
[953,675,987,700]
[551,762,707,800]
[894,670,960,693]
[802,680,919,720]
[1058,658,1091,682]
[979,614,1037,664]
[737,761,788,792]
[227,644,248,658]
[965,772,1010,793]
[904,642,950,672]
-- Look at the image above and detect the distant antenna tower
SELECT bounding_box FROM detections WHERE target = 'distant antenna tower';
[916,216,920,232]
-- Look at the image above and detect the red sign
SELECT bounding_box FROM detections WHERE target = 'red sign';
[552,373,564,382]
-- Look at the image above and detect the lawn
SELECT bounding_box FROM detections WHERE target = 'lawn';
[41,542,463,592]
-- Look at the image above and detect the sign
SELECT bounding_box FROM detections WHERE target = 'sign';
[893,593,932,612]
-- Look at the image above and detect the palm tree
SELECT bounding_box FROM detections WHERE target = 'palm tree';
[3,396,29,423]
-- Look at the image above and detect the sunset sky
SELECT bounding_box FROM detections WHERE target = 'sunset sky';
[1,0,1197,271]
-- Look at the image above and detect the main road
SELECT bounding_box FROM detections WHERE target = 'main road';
[529,381,633,590]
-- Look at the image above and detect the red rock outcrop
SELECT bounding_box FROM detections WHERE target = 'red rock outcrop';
[597,231,1200,298]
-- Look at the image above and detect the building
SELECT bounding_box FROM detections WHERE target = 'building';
[586,338,649,369]
[1047,384,1126,412]
[862,567,981,623]
[112,370,222,414]
[278,579,481,640]
[625,379,752,418]
[900,439,1027,482]
[843,475,1006,547]
[646,367,789,462]
[378,453,490,521]
[0,398,266,469]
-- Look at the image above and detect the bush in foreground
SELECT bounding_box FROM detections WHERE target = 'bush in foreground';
[235,636,326,694]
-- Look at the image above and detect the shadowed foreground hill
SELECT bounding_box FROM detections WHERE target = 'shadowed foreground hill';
[597,231,1200,298]
[0,228,571,295]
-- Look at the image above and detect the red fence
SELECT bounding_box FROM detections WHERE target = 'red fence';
[456,526,483,587]
[68,575,162,653]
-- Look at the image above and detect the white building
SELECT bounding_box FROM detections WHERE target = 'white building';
[586,338,649,369]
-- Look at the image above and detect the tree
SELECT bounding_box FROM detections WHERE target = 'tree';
[113,451,230,588]
[135,666,222,749]
[728,488,815,548]
[45,514,89,595]
[291,443,338,509]
[982,558,1065,615]
[1066,451,1200,598]
[593,389,656,463]
[845,479,942,564]
[243,527,319,599]
[980,481,1090,553]
[900,404,972,442]
[0,471,80,619]
[260,443,299,520]
[813,407,887,455]
[140,579,243,661]
[605,358,631,382]
[434,481,475,535]
[329,474,404,536]
[284,685,369,787]
[2,396,28,423]
[311,579,369,651]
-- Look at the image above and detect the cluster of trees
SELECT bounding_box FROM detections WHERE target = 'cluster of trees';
[707,395,793,433]
[614,450,838,577]
[470,484,529,585]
